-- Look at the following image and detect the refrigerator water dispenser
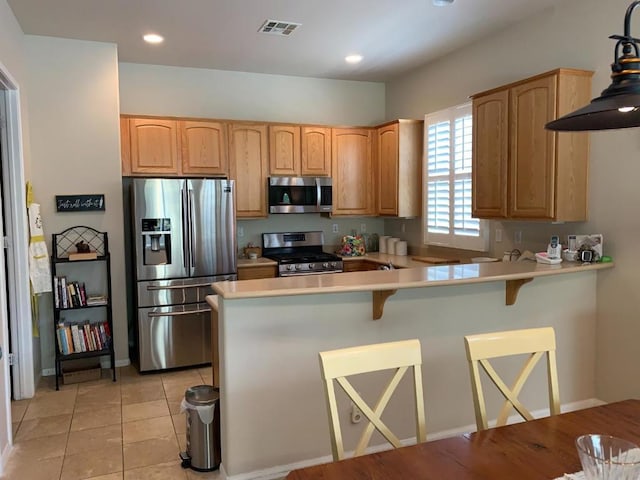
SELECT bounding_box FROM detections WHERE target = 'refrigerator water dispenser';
[142,218,171,265]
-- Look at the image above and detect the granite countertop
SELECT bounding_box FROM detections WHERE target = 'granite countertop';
[214,260,613,300]
[339,252,458,268]
[237,257,278,268]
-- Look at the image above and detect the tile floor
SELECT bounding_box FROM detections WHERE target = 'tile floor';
[4,365,221,480]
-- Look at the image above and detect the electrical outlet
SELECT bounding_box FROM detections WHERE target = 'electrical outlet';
[332,224,339,233]
[350,403,362,424]
[514,230,522,244]
[360,223,367,233]
[495,229,502,243]
[238,226,244,238]
[402,223,406,233]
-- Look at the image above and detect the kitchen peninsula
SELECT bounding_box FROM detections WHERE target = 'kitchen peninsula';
[212,261,612,479]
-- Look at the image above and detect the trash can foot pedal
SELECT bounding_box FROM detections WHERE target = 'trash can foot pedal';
[179,452,191,469]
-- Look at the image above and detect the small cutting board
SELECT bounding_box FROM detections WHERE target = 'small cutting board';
[411,256,460,265]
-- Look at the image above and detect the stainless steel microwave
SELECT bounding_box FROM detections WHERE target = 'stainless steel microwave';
[268,177,332,213]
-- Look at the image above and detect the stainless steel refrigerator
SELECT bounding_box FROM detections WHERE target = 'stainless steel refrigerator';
[131,178,236,372]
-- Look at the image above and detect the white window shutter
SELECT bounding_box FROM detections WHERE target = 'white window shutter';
[424,103,488,251]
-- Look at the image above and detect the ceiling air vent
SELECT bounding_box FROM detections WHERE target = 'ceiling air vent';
[258,20,301,36]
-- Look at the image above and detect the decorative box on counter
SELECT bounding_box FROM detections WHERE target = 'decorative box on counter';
[338,235,366,257]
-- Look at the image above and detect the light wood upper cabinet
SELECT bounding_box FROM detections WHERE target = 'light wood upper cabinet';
[123,117,228,177]
[331,128,375,216]
[301,127,332,176]
[229,123,269,218]
[269,125,301,176]
[471,68,592,221]
[472,90,509,218]
[180,120,228,176]
[377,120,423,217]
[128,118,179,175]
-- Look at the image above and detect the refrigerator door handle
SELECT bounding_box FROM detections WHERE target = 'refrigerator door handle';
[188,188,196,268]
[181,187,189,269]
[148,308,211,318]
[146,282,213,291]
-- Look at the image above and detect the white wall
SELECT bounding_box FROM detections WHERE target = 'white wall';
[219,271,598,477]
[119,63,385,126]
[385,0,636,401]
[24,36,128,369]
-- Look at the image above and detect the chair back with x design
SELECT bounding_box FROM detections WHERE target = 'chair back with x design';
[464,327,560,431]
[319,339,426,461]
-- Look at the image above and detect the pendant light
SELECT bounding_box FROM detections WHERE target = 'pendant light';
[546,1,640,131]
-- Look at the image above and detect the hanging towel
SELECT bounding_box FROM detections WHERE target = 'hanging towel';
[28,201,51,295]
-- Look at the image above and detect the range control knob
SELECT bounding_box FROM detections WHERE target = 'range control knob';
[286,265,294,271]
[322,262,329,268]
[308,263,315,269]
[330,262,337,268]
[295,264,303,270]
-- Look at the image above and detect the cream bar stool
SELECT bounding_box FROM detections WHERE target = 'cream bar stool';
[464,327,560,432]
[318,339,426,461]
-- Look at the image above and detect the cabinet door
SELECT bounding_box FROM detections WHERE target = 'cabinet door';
[129,118,179,175]
[301,127,331,176]
[229,123,269,218]
[377,123,399,215]
[472,90,509,218]
[269,125,301,176]
[180,121,228,176]
[509,75,557,219]
[331,128,375,216]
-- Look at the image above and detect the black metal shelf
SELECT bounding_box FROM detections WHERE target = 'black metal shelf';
[51,226,116,390]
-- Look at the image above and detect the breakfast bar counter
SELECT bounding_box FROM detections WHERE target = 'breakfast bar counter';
[213,260,613,479]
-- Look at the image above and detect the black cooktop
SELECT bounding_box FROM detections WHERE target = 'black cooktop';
[265,251,341,264]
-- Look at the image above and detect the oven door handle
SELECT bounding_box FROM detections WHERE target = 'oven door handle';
[146,282,212,291]
[148,308,211,318]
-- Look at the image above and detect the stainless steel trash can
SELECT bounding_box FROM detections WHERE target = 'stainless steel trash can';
[179,385,221,471]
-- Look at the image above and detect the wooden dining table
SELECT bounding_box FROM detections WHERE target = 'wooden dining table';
[286,399,640,479]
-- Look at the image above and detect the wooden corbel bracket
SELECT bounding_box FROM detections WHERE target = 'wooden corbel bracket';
[372,289,397,320]
[505,278,533,305]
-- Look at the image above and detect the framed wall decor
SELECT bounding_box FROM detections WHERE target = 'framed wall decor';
[56,194,105,212]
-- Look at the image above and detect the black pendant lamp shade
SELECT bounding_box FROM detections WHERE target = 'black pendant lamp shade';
[546,1,640,131]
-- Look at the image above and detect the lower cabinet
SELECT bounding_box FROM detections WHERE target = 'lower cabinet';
[342,260,381,272]
[237,265,278,280]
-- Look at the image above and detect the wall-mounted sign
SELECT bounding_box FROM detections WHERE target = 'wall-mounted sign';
[56,194,105,212]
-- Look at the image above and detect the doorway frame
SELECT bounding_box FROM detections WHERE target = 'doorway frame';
[0,60,34,403]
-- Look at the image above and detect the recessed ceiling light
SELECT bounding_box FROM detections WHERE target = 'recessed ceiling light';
[433,0,455,5]
[345,54,363,64]
[143,33,164,44]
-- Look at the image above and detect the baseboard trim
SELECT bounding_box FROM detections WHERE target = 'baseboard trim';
[222,398,605,480]
[0,442,12,476]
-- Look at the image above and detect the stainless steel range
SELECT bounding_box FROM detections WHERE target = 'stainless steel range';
[262,231,343,277]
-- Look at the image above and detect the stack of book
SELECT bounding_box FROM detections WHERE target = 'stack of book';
[53,276,107,308]
[56,320,111,355]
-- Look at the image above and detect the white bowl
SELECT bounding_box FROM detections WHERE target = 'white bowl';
[471,257,499,263]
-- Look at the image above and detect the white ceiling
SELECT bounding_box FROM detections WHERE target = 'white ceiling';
[7,0,559,82]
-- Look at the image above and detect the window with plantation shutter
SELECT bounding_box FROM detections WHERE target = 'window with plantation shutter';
[424,103,488,251]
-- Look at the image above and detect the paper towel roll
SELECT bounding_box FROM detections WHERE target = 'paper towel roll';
[387,237,399,255]
[379,236,390,253]
[395,241,408,256]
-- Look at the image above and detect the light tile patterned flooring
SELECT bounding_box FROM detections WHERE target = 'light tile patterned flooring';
[4,366,221,480]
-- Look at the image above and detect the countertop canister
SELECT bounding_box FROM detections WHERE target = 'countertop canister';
[387,237,400,255]
[379,236,390,253]
[395,240,408,256]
